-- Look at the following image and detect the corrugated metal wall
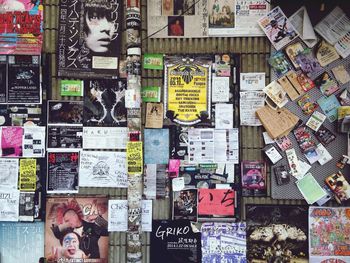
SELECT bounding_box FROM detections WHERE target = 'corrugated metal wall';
[42,1,304,262]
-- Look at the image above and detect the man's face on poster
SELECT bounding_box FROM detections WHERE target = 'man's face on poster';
[85,11,116,53]
[62,233,80,257]
[63,210,82,228]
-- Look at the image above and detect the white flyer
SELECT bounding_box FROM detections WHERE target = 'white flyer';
[188,128,215,163]
[239,91,265,126]
[141,200,152,232]
[316,144,333,165]
[172,177,185,192]
[214,129,239,164]
[212,76,230,102]
[0,188,19,222]
[144,164,157,199]
[23,126,46,158]
[289,6,318,48]
[83,127,128,149]
[240,73,265,90]
[215,103,233,129]
[108,200,128,232]
[0,159,19,189]
[79,151,128,188]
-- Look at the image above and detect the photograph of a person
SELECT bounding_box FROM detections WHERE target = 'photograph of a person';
[83,0,119,55]
[173,188,198,221]
[209,0,234,28]
[162,0,173,15]
[45,197,109,263]
[168,16,184,36]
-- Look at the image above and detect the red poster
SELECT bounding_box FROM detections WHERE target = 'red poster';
[198,189,235,216]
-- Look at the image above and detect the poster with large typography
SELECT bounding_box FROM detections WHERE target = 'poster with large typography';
[0,0,43,54]
[45,196,109,263]
[57,0,122,78]
[164,56,211,125]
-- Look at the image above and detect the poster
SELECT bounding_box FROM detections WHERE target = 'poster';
[47,150,80,194]
[151,220,201,263]
[201,222,246,262]
[22,126,45,157]
[239,91,264,126]
[84,79,127,127]
[198,188,235,216]
[309,207,350,263]
[240,72,265,91]
[208,0,269,36]
[0,222,44,263]
[164,56,211,125]
[127,141,143,175]
[246,205,308,263]
[47,126,83,149]
[108,200,128,232]
[258,6,299,50]
[19,158,36,191]
[144,129,169,164]
[144,164,157,199]
[57,0,122,78]
[145,102,164,128]
[0,159,18,189]
[1,126,23,157]
[0,188,19,221]
[6,104,43,126]
[147,0,208,38]
[47,101,83,125]
[79,151,127,188]
[45,196,109,263]
[172,188,198,221]
[188,128,214,163]
[60,80,84,97]
[241,160,266,196]
[83,127,128,149]
[0,1,43,54]
[18,192,35,221]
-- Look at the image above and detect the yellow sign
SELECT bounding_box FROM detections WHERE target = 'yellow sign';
[127,141,143,175]
[165,59,211,125]
[19,159,36,191]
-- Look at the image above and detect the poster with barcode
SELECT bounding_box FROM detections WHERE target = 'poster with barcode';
[57,0,122,78]
[47,150,80,193]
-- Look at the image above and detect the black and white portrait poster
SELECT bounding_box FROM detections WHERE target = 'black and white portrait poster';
[151,220,202,263]
[57,0,122,78]
[84,79,127,127]
[6,55,41,104]
[47,150,80,194]
[79,151,127,188]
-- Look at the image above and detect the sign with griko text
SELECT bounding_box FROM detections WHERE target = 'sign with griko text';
[164,57,211,125]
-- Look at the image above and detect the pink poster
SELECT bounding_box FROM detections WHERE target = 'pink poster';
[198,189,235,216]
[1,127,23,157]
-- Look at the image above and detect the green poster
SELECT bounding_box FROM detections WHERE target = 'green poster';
[143,53,164,70]
[60,80,83,96]
[141,86,161,102]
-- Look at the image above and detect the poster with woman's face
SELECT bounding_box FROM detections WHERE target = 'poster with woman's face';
[57,0,121,78]
[45,196,109,263]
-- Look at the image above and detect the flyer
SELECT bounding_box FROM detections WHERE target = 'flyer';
[173,188,198,221]
[47,126,83,149]
[57,0,122,78]
[45,196,109,263]
[239,91,265,126]
[0,1,43,54]
[22,126,45,157]
[144,164,157,199]
[47,150,80,194]
[164,56,211,125]
[143,53,164,70]
[47,101,83,125]
[6,55,41,104]
[18,191,35,221]
[295,172,327,204]
[148,0,208,38]
[215,103,233,129]
[151,220,201,263]
[314,72,339,97]
[246,205,308,263]
[0,188,19,221]
[201,222,246,262]
[241,160,266,196]
[79,151,127,188]
[188,128,215,163]
[127,141,143,175]
[240,72,265,91]
[145,102,164,128]
[209,0,269,37]
[82,127,128,149]
[317,94,341,123]
[144,129,169,164]
[258,6,299,50]
[141,199,153,232]
[0,159,19,189]
[84,79,127,127]
[0,222,44,263]
[141,86,161,102]
[198,188,235,216]
[108,200,128,232]
[309,207,350,263]
[1,126,23,157]
[211,76,230,102]
[19,159,36,191]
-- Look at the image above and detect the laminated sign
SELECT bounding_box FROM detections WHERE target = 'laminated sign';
[164,57,211,125]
